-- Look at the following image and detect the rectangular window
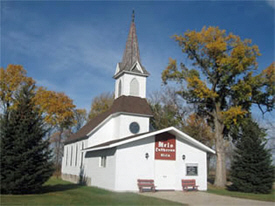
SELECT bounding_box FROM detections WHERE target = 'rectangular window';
[75,144,78,166]
[80,142,84,168]
[100,156,107,168]
[186,163,198,176]
[80,152,83,167]
[66,147,68,166]
[70,146,73,166]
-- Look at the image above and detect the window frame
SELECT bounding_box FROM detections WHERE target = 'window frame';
[100,156,107,168]
[186,163,198,176]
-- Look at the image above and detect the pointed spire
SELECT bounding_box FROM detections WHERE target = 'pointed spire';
[132,10,135,22]
[116,11,149,77]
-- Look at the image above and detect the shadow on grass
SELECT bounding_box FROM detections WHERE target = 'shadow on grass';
[39,183,81,194]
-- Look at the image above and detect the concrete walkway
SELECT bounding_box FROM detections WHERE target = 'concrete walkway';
[140,191,274,206]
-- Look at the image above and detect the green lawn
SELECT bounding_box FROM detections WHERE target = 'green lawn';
[1,177,182,206]
[207,183,275,202]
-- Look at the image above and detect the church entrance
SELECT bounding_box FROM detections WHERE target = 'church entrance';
[154,132,176,190]
[155,161,176,190]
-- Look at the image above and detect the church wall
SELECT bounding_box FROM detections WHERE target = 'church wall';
[87,117,115,148]
[115,73,146,98]
[175,138,207,190]
[86,114,150,148]
[62,130,208,191]
[116,114,150,139]
[113,134,208,191]
[85,148,117,191]
[115,136,155,191]
[61,140,88,184]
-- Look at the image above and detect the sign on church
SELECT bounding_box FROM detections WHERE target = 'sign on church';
[155,133,176,160]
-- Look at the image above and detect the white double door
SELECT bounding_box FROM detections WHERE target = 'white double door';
[154,160,176,190]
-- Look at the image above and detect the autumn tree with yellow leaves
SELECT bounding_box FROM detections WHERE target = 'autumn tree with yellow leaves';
[0,65,81,171]
[34,87,76,170]
[74,109,87,132]
[88,92,114,120]
[0,65,35,111]
[184,113,214,148]
[162,27,274,187]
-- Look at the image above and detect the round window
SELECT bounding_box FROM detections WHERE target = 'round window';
[129,122,140,134]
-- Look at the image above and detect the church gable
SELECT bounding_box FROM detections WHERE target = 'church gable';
[65,95,153,145]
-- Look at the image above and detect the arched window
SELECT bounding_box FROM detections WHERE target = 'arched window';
[130,78,139,96]
[118,80,122,97]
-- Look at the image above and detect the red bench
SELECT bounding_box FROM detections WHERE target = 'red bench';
[182,179,198,191]
[137,179,156,192]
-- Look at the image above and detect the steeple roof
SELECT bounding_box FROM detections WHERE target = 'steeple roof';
[115,11,149,78]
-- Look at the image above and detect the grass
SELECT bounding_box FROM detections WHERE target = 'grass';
[207,183,275,202]
[1,177,182,206]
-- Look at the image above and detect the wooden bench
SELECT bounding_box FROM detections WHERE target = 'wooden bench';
[137,179,156,192]
[182,179,198,191]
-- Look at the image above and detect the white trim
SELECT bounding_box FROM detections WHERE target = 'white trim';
[84,127,216,154]
[113,70,148,79]
[114,63,120,76]
[130,61,144,73]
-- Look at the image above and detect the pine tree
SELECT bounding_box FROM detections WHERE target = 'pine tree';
[0,85,54,194]
[229,119,274,194]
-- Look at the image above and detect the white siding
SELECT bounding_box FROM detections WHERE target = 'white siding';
[87,114,150,148]
[114,135,208,191]
[115,73,146,99]
[61,140,87,178]
[115,136,155,191]
[87,117,115,147]
[176,138,207,190]
[115,114,150,139]
[62,132,208,192]
[85,148,117,191]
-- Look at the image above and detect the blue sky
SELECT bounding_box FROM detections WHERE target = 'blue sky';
[1,1,274,120]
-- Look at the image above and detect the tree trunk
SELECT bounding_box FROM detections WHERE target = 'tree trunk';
[214,144,226,187]
[213,112,227,187]
[55,128,63,173]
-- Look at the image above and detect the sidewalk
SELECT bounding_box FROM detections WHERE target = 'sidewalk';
[140,191,274,206]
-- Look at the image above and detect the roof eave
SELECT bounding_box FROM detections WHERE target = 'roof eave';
[113,70,149,79]
[64,135,88,145]
[83,127,216,154]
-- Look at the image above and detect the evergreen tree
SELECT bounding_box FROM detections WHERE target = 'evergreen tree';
[229,119,274,194]
[0,85,53,194]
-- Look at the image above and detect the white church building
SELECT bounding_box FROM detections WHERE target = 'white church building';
[61,12,215,192]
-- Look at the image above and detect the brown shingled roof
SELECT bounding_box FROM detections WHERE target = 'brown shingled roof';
[65,95,153,145]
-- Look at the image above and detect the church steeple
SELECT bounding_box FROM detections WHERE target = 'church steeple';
[132,10,135,22]
[114,10,149,78]
[120,10,141,71]
[114,11,149,99]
